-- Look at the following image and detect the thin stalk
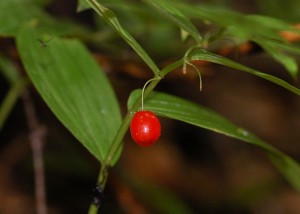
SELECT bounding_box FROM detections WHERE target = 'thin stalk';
[87,77,160,214]
[101,60,183,175]
[88,60,184,214]
[84,0,160,75]
[84,3,185,212]
[0,78,29,131]
[23,89,47,214]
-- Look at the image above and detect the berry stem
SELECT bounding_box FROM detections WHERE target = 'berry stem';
[141,77,161,110]
[88,59,183,214]
[102,74,161,166]
[101,59,183,170]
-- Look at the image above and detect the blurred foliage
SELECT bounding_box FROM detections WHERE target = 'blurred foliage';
[255,0,300,22]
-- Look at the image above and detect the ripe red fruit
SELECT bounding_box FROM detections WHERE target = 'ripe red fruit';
[130,110,161,147]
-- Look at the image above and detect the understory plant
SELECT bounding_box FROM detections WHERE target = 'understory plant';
[1,0,300,213]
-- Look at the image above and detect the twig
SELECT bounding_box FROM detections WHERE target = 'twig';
[22,89,47,214]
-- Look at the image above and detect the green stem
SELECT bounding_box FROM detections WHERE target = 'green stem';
[84,3,185,212]
[87,60,183,213]
[84,0,160,75]
[104,60,183,169]
[87,78,160,214]
[87,205,98,214]
[0,78,29,131]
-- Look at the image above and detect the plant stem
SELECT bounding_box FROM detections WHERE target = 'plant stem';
[23,89,48,214]
[85,0,160,75]
[104,60,183,168]
[87,205,98,214]
[87,60,184,213]
[88,78,160,214]
[84,3,184,213]
[0,78,29,131]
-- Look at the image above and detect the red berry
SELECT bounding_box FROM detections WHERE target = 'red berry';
[130,110,161,147]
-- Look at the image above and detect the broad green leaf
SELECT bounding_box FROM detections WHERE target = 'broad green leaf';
[83,0,160,75]
[17,23,122,164]
[128,90,300,190]
[189,49,300,96]
[143,0,202,44]
[0,0,42,36]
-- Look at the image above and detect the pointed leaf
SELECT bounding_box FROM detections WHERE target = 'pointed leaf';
[128,90,274,151]
[77,0,91,12]
[128,90,300,191]
[189,49,300,96]
[259,42,298,78]
[17,24,122,164]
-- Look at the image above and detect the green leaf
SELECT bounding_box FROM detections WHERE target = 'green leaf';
[189,49,300,96]
[143,0,202,44]
[0,0,40,36]
[168,1,294,40]
[83,0,160,75]
[254,39,299,78]
[261,43,298,78]
[0,0,83,37]
[17,23,122,164]
[128,90,300,191]
[77,0,91,12]
[128,90,273,151]
[154,1,299,77]
[176,1,300,77]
